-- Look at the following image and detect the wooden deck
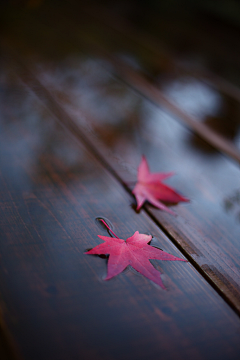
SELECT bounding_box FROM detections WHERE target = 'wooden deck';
[1,1,240,359]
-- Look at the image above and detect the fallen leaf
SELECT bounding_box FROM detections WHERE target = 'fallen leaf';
[132,156,189,214]
[85,220,187,288]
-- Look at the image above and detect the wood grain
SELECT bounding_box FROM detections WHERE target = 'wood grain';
[31,63,240,314]
[4,18,240,316]
[0,62,240,360]
[15,4,240,315]
[1,2,240,359]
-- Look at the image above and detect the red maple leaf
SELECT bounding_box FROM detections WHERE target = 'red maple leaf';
[132,156,189,214]
[85,220,186,288]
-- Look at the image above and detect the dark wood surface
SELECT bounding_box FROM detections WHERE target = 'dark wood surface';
[1,1,240,359]
[5,2,240,312]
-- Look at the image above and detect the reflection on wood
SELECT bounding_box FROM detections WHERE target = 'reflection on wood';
[1,1,240,359]
[6,2,239,162]
[7,46,240,315]
[1,75,240,360]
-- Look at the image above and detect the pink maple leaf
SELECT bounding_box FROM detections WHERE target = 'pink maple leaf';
[132,156,189,214]
[85,220,186,289]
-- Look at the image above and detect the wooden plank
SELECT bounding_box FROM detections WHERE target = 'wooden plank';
[37,0,240,152]
[77,2,240,105]
[3,5,240,315]
[34,61,240,313]
[1,60,240,360]
[7,4,239,315]
[6,27,240,316]
[15,3,240,164]
[109,60,240,164]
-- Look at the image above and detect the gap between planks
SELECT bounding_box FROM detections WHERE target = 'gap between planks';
[82,3,240,104]
[28,8,240,166]
[2,45,240,318]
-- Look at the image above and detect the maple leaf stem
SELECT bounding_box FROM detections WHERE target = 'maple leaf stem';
[99,219,120,239]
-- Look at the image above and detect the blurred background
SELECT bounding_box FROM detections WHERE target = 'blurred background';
[1,2,240,360]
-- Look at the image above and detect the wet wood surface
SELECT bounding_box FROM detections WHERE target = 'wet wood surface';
[5,1,240,312]
[1,1,240,359]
